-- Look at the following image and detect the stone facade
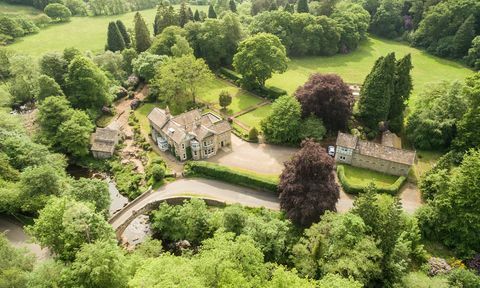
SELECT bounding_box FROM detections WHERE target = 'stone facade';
[335,132,416,176]
[148,107,231,161]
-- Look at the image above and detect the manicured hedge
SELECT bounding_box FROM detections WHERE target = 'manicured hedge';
[336,165,406,195]
[218,67,242,83]
[184,161,278,194]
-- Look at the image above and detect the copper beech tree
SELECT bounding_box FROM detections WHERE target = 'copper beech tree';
[278,139,340,226]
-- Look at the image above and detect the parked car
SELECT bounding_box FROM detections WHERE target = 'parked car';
[328,145,335,157]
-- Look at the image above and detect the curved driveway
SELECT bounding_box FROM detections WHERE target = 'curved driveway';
[110,178,356,231]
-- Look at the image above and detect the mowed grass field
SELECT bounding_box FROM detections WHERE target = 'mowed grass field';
[0,2,42,16]
[8,4,208,56]
[340,164,398,188]
[267,37,474,99]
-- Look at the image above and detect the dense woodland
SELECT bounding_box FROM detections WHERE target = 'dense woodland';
[0,0,479,287]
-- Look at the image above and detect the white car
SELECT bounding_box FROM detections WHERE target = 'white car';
[327,146,335,157]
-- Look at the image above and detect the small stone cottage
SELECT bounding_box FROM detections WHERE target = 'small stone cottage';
[91,127,120,159]
[335,131,416,176]
[147,107,231,161]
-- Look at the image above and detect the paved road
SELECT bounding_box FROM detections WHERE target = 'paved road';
[109,178,355,231]
[209,135,298,175]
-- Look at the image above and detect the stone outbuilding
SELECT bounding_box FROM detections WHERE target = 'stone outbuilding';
[91,127,120,159]
[335,131,416,176]
[147,107,231,161]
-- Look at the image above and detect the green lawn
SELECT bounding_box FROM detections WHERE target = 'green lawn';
[134,102,157,137]
[411,150,443,182]
[341,164,398,188]
[267,36,474,101]
[8,5,209,56]
[197,78,263,115]
[235,104,272,130]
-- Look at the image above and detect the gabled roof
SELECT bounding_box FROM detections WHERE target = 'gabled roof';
[91,128,119,153]
[336,132,358,149]
[147,108,170,131]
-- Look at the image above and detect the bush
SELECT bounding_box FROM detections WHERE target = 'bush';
[447,268,480,287]
[0,16,24,38]
[32,14,52,27]
[44,3,72,22]
[336,165,406,195]
[184,161,278,193]
[218,67,242,83]
[248,127,258,142]
[151,163,166,182]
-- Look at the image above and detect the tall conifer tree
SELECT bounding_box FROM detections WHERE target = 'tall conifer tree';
[453,14,476,58]
[134,12,152,53]
[107,22,126,52]
[229,0,237,12]
[116,20,131,48]
[154,3,178,36]
[388,54,413,132]
[193,9,200,21]
[358,53,396,133]
[179,2,189,28]
[296,0,309,13]
[208,4,217,18]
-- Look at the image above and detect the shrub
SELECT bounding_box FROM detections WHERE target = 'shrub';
[447,268,480,287]
[336,165,406,195]
[151,163,166,182]
[0,16,24,38]
[218,90,232,110]
[427,257,452,276]
[218,67,242,83]
[184,161,278,193]
[44,3,72,22]
[248,127,258,142]
[32,14,52,27]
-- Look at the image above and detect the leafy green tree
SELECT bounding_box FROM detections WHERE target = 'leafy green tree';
[63,47,82,65]
[265,266,318,288]
[454,73,480,151]
[298,115,326,142]
[134,12,152,53]
[388,54,413,132]
[370,0,403,39]
[39,51,68,87]
[171,35,193,57]
[38,96,71,139]
[229,0,237,12]
[208,4,217,18]
[448,268,480,288]
[116,20,131,48]
[57,109,94,158]
[8,54,40,105]
[279,139,339,226]
[0,153,20,182]
[331,3,370,53]
[248,127,259,142]
[417,149,480,257]
[68,178,111,215]
[37,75,64,101]
[233,33,288,88]
[27,197,115,261]
[153,55,213,106]
[293,212,382,284]
[153,2,178,36]
[132,52,169,82]
[0,48,12,80]
[466,36,480,70]
[150,163,166,181]
[63,240,128,288]
[221,204,248,235]
[358,53,396,133]
[19,164,65,212]
[317,273,363,288]
[65,55,111,113]
[44,3,72,22]
[106,21,126,52]
[0,234,34,288]
[121,48,138,74]
[149,25,185,56]
[129,254,204,287]
[219,90,232,110]
[406,81,466,149]
[261,95,301,144]
[93,51,127,83]
[26,259,64,288]
[296,0,309,13]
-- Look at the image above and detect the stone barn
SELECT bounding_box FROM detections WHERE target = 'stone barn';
[91,127,120,159]
[335,132,416,176]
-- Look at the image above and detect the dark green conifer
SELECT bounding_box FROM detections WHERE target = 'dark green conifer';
[229,0,237,13]
[453,14,476,58]
[284,3,294,13]
[388,54,413,133]
[107,21,126,52]
[179,2,189,28]
[208,4,217,18]
[296,0,309,13]
[134,12,152,53]
[116,20,131,48]
[194,9,201,21]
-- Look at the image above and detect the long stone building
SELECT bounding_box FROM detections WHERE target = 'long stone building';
[147,107,231,161]
[335,132,416,176]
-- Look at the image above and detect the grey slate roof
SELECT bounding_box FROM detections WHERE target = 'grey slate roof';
[336,132,416,166]
[148,108,231,144]
[91,128,119,153]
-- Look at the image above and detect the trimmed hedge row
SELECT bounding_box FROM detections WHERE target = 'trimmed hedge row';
[336,165,406,195]
[184,161,279,194]
[218,67,287,100]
